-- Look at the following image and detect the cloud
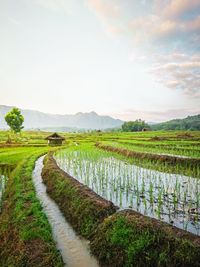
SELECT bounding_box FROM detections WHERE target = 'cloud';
[105,24,125,35]
[86,0,125,37]
[85,0,200,51]
[86,0,121,19]
[154,53,189,62]
[129,15,200,47]
[85,1,200,99]
[129,15,178,43]
[161,0,200,19]
[150,54,200,97]
[183,15,200,31]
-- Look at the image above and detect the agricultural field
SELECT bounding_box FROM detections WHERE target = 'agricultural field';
[55,144,200,235]
[0,130,200,267]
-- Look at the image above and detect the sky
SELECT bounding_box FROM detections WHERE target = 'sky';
[0,0,200,122]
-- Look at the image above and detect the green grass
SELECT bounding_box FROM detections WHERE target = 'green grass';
[0,147,49,165]
[90,211,200,267]
[101,140,200,158]
[0,146,63,266]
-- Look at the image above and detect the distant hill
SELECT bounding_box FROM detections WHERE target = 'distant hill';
[0,105,123,130]
[151,114,200,131]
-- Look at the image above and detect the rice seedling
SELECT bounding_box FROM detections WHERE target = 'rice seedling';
[55,146,200,235]
[103,139,200,158]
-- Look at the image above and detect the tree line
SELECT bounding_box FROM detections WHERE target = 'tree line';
[151,115,200,131]
[121,119,150,132]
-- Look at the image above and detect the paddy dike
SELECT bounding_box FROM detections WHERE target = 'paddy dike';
[91,210,200,267]
[115,140,200,154]
[96,143,200,177]
[96,143,200,165]
[0,143,46,148]
[0,163,15,173]
[42,153,117,238]
[42,153,200,267]
[0,164,14,212]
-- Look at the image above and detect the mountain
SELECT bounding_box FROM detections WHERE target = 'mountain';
[0,105,123,130]
[151,114,200,131]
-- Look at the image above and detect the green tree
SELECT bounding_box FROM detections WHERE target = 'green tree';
[5,108,24,133]
[122,119,150,132]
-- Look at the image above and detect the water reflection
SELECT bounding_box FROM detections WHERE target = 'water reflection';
[55,151,200,236]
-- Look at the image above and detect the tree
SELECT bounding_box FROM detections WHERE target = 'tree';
[5,108,24,133]
[122,119,150,132]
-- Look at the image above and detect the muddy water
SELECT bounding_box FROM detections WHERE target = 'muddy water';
[32,156,99,267]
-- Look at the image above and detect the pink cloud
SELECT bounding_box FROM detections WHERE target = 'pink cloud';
[86,0,200,46]
[106,24,125,35]
[166,80,179,88]
[162,0,200,19]
[149,55,200,97]
[85,0,200,99]
[183,16,200,31]
[87,0,120,19]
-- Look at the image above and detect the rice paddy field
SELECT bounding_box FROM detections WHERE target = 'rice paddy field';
[55,145,200,235]
[0,130,200,266]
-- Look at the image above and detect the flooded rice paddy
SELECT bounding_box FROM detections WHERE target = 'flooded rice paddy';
[33,156,99,267]
[55,150,200,235]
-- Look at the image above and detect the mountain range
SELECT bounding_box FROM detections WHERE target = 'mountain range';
[0,105,123,130]
[1,105,199,131]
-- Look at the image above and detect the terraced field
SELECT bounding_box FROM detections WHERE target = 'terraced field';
[55,143,200,235]
[0,130,200,267]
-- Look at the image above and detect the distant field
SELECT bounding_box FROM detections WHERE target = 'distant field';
[0,130,200,174]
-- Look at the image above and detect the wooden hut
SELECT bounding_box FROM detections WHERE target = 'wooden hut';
[142,128,151,132]
[45,133,65,146]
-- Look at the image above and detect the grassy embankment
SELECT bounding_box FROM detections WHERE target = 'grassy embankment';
[0,146,64,266]
[43,144,200,267]
[90,211,200,267]
[42,152,117,238]
[96,143,200,178]
[101,139,200,158]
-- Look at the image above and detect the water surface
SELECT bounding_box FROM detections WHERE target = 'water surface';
[55,150,200,235]
[33,156,99,267]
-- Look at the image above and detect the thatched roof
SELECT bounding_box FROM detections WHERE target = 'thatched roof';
[45,133,65,140]
[142,128,151,131]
